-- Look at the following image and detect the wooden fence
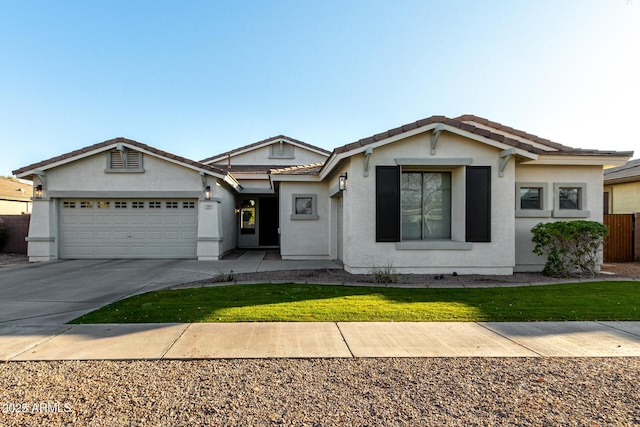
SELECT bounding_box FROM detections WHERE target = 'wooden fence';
[0,214,30,254]
[603,214,635,262]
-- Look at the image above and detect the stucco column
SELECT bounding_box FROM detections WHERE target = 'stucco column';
[196,199,224,260]
[26,198,57,262]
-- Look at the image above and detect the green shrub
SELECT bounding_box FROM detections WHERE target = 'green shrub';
[531,220,608,277]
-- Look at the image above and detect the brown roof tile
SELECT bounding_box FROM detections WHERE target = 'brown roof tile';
[328,114,632,160]
[269,163,324,175]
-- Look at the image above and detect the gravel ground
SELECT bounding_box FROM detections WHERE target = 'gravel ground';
[1,358,639,426]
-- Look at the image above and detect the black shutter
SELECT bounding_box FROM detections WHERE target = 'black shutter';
[466,166,491,242]
[376,166,401,242]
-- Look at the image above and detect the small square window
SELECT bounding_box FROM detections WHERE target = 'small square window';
[295,197,313,215]
[80,201,93,209]
[291,194,318,220]
[166,201,178,209]
[519,187,541,209]
[98,201,110,209]
[149,201,162,209]
[115,201,127,209]
[553,183,589,218]
[515,182,551,218]
[559,187,580,210]
[183,201,195,209]
[63,201,76,209]
[132,201,145,209]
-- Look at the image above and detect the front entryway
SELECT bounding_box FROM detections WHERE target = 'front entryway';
[238,196,279,248]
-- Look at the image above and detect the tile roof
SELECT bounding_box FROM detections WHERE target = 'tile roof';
[0,177,33,202]
[269,163,325,175]
[331,114,633,158]
[12,137,228,177]
[200,135,331,164]
[604,158,640,184]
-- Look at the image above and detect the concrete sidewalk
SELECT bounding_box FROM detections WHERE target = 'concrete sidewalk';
[3,321,640,361]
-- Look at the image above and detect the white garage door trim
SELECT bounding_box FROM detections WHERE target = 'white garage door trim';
[59,199,198,259]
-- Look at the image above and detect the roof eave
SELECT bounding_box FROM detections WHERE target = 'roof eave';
[320,122,540,179]
[525,154,632,167]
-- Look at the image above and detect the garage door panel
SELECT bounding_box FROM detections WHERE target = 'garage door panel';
[60,199,198,259]
[95,215,113,225]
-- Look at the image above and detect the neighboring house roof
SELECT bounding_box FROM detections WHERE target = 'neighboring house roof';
[12,137,228,179]
[200,135,331,164]
[0,177,33,202]
[604,158,640,185]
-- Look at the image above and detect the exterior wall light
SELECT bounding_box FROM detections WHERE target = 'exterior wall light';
[34,185,43,199]
[338,173,347,191]
[204,186,211,200]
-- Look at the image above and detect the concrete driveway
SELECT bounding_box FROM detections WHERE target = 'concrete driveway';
[0,257,341,326]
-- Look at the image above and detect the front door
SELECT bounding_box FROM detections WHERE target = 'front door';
[259,197,279,246]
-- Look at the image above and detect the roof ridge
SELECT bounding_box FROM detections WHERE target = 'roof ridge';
[200,135,331,164]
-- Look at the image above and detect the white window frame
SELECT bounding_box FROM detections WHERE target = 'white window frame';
[515,182,551,218]
[553,182,590,218]
[291,194,318,220]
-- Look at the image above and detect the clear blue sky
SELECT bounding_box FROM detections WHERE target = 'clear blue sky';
[1,0,638,177]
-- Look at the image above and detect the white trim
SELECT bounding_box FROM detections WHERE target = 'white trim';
[395,157,472,166]
[524,155,630,166]
[48,191,202,198]
[396,241,472,250]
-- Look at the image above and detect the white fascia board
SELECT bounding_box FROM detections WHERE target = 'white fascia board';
[270,174,322,182]
[523,155,631,167]
[223,174,243,191]
[15,145,118,178]
[230,172,271,180]
[237,187,275,194]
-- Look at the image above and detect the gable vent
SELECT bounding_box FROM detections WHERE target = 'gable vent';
[109,148,142,170]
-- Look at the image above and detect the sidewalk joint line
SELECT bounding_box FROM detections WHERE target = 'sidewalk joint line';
[476,322,544,357]
[161,323,192,359]
[8,325,76,360]
[334,322,355,358]
[596,321,640,339]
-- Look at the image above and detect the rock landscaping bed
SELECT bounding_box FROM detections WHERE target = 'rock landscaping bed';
[1,358,638,426]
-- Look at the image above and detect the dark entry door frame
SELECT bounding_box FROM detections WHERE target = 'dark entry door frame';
[258,196,279,247]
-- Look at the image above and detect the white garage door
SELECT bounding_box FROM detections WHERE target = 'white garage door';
[59,199,198,259]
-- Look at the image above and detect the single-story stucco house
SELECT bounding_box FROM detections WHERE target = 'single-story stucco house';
[13,114,632,274]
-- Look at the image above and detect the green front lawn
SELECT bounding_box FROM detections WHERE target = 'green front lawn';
[70,281,640,323]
